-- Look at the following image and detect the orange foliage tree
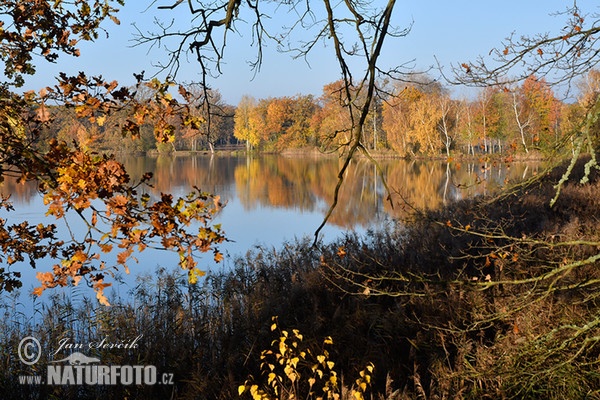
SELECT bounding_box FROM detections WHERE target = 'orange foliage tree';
[0,2,225,304]
[521,75,562,149]
[382,80,447,157]
[272,95,318,150]
[315,80,369,153]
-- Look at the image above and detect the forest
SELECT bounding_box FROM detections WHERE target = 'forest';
[50,73,593,159]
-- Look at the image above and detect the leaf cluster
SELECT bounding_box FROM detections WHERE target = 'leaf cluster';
[0,0,124,87]
[0,73,226,303]
[239,316,374,400]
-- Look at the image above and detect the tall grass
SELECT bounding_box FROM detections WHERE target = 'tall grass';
[1,157,600,399]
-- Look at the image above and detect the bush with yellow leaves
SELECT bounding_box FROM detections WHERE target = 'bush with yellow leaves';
[239,316,374,400]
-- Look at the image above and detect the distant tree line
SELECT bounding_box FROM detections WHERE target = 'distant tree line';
[45,71,597,158]
[39,84,236,154]
[234,73,589,158]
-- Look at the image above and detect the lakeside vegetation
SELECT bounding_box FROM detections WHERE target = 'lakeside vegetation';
[2,156,599,399]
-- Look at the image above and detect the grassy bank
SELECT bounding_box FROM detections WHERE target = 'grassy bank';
[1,156,599,399]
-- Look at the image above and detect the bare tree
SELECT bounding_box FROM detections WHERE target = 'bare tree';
[447,3,600,200]
[136,0,416,240]
[511,88,534,154]
[316,4,600,396]
[437,94,455,157]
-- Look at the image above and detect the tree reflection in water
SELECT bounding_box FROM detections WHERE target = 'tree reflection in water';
[1,154,543,230]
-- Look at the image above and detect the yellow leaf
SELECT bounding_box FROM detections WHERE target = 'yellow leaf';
[97,290,110,306]
[329,373,337,386]
[72,250,87,263]
[238,385,246,395]
[279,341,287,357]
[188,267,205,284]
[284,365,296,382]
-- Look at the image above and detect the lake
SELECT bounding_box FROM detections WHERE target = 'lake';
[1,154,543,304]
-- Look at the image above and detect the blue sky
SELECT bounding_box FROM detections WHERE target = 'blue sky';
[21,0,598,105]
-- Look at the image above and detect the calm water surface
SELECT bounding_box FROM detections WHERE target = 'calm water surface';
[1,154,543,303]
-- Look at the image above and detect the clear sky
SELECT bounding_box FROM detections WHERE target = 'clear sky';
[20,0,599,105]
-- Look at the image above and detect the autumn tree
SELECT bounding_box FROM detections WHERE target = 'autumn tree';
[382,77,448,157]
[233,95,258,150]
[178,85,233,152]
[315,80,382,153]
[520,75,562,149]
[510,84,535,153]
[0,2,226,303]
[471,87,498,153]
[274,95,318,150]
[409,88,444,155]
[453,98,477,155]
[381,85,414,156]
[437,93,457,157]
[313,80,357,152]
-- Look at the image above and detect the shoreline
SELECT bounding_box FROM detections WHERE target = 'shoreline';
[144,146,551,162]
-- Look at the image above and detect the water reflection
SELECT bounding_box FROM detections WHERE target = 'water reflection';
[1,155,543,230]
[0,154,544,299]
